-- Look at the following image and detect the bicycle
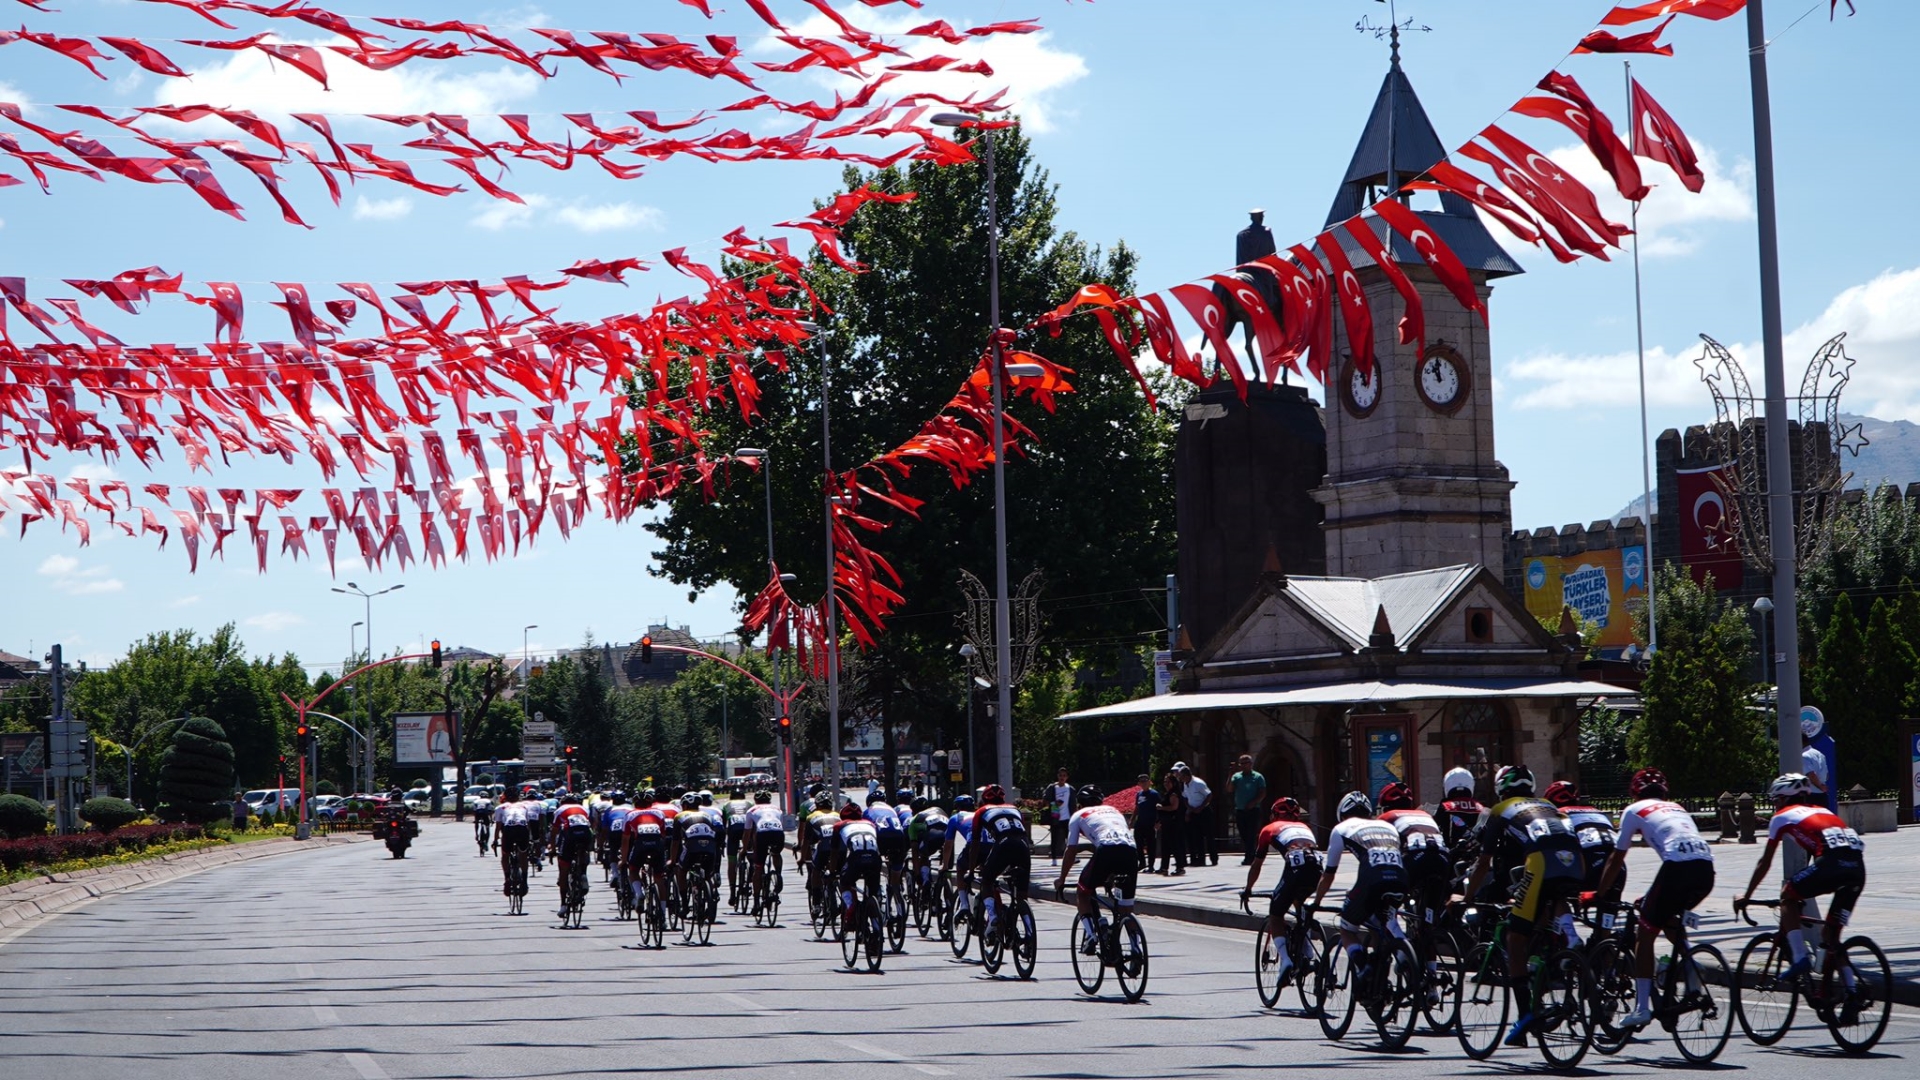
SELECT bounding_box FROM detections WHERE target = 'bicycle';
[947,877,977,960]
[751,857,783,928]
[883,880,909,954]
[976,881,1037,980]
[1311,890,1423,1049]
[1582,899,1731,1062]
[501,842,530,916]
[1242,893,1329,1013]
[1453,900,1596,1068]
[681,866,717,945]
[560,856,589,929]
[840,877,885,973]
[611,862,634,921]
[632,870,667,950]
[1065,883,1149,1002]
[1732,897,1890,1055]
[806,863,840,941]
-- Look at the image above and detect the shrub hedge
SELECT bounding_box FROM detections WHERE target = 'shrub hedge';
[80,797,143,833]
[0,822,206,873]
[0,793,49,840]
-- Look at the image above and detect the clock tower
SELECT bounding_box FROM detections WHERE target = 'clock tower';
[1312,49,1521,580]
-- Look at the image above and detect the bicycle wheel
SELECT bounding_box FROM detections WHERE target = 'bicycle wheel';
[1456,941,1510,1060]
[981,910,1006,974]
[1827,935,1891,1055]
[1070,917,1106,996]
[1733,932,1797,1045]
[927,882,948,940]
[1011,903,1037,980]
[1534,948,1594,1070]
[1115,915,1150,1003]
[1671,942,1732,1063]
[1295,922,1329,1014]
[1254,926,1284,1008]
[949,897,973,959]
[865,902,885,973]
[644,894,666,949]
[887,888,908,953]
[811,885,832,941]
[912,883,932,936]
[1316,941,1357,1040]
[840,901,862,969]
[695,880,715,945]
[1421,927,1463,1036]
[1585,938,1636,1055]
[1372,941,1419,1050]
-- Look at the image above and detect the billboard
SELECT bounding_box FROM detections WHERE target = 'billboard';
[1676,464,1745,591]
[1,732,47,785]
[1521,546,1649,648]
[394,712,454,766]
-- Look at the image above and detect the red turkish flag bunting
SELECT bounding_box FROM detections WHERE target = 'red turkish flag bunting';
[1603,1,1745,25]
[1168,282,1247,399]
[1478,124,1628,244]
[1314,232,1375,379]
[1369,198,1486,325]
[1630,78,1705,193]
[1457,141,1611,260]
[1340,218,1425,351]
[1527,71,1649,201]
[1577,15,1678,55]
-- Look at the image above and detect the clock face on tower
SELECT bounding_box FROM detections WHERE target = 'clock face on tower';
[1340,357,1380,418]
[1415,344,1470,415]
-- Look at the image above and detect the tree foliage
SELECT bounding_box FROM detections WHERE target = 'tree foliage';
[156,716,235,824]
[1807,594,1911,793]
[1630,565,1772,793]
[0,793,49,839]
[80,797,141,833]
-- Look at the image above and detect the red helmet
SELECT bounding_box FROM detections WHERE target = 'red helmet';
[1269,797,1303,821]
[1629,767,1669,798]
[1378,782,1415,810]
[1543,780,1581,808]
[981,784,1006,805]
[839,803,863,821]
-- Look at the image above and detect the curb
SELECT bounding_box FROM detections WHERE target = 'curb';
[0,833,369,937]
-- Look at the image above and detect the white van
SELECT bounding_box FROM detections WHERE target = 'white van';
[243,788,302,815]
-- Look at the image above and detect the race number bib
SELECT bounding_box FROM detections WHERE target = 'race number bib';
[845,830,878,853]
[1822,826,1864,851]
[1671,836,1711,860]
[1366,847,1403,868]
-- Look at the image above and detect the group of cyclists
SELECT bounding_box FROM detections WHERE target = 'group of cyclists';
[469,757,1880,1058]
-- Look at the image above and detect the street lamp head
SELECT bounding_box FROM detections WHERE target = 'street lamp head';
[929,111,979,128]
[1005,362,1045,378]
[779,573,798,583]
[347,581,360,590]
[796,320,822,334]
[959,642,977,659]
[1753,596,1775,614]
[524,623,538,631]
[735,447,769,460]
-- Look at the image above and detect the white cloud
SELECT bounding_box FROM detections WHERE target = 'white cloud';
[1506,265,1920,414]
[554,201,663,233]
[472,192,550,231]
[67,578,127,596]
[353,195,414,221]
[244,611,305,633]
[1546,141,1753,259]
[170,594,203,609]
[38,554,79,577]
[152,38,540,122]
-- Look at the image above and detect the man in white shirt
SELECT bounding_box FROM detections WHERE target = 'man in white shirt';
[1047,768,1074,863]
[1178,763,1215,867]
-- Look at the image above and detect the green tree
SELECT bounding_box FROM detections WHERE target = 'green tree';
[156,716,235,824]
[1802,487,1920,628]
[1578,707,1633,797]
[1629,565,1772,794]
[0,792,49,839]
[1851,599,1911,792]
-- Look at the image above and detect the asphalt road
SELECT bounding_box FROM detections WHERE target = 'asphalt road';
[2,820,1914,1079]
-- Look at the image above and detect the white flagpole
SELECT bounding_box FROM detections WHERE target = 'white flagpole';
[1626,60,1657,652]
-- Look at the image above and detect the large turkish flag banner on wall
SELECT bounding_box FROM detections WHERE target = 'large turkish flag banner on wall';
[1676,465,1744,591]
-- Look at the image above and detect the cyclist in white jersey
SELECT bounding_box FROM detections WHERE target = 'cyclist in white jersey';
[831,804,884,924]
[1591,767,1716,1029]
[1054,785,1138,953]
[744,792,786,892]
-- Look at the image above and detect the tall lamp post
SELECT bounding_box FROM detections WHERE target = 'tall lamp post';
[522,623,538,682]
[930,110,1047,792]
[734,445,800,812]
[332,582,404,801]
[349,621,364,792]
[1753,596,1775,689]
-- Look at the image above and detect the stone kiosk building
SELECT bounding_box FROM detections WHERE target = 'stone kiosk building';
[1062,50,1623,828]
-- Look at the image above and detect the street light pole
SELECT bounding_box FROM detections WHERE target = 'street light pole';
[818,334,845,807]
[736,446,799,812]
[350,621,363,792]
[333,582,404,801]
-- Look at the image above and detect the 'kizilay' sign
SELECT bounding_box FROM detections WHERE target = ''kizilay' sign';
[1562,562,1614,629]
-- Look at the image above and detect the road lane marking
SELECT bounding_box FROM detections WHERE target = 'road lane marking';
[723,992,776,1014]
[309,994,341,1024]
[838,1039,953,1076]
[343,1052,389,1080]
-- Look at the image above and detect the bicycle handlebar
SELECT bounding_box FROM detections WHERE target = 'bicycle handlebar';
[1734,897,1782,927]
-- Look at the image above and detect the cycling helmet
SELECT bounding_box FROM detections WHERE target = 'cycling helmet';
[895,788,913,805]
[1767,772,1817,803]
[866,791,887,806]
[813,793,834,812]
[1074,784,1104,809]
[1443,767,1476,801]
[951,794,975,811]
[1494,764,1535,799]
[1542,780,1581,808]
[640,788,657,803]
[633,792,653,807]
[1337,790,1373,820]
[562,794,583,805]
[730,788,746,800]
[911,797,929,813]
[754,791,773,804]
[680,794,701,810]
[839,803,863,821]
[981,784,1006,805]
[700,792,714,806]
[1628,767,1668,798]
[1269,796,1303,821]
[1379,782,1415,810]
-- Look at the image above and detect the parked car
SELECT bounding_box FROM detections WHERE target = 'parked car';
[402,790,431,813]
[332,795,389,824]
[243,788,302,816]
[312,794,344,819]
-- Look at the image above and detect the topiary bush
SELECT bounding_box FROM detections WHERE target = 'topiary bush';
[0,793,50,840]
[315,779,338,796]
[80,797,142,834]
[157,716,235,825]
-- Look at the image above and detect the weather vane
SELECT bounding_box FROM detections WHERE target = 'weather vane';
[1356,0,1431,60]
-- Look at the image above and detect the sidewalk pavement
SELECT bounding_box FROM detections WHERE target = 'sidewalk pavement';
[1027,822,1920,1005]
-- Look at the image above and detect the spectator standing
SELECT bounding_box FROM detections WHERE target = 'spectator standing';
[1047,768,1074,862]
[1131,774,1161,873]
[1179,763,1215,867]
[1159,768,1187,874]
[1230,755,1267,865]
[231,792,249,832]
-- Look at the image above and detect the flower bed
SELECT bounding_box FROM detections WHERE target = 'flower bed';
[0,823,207,874]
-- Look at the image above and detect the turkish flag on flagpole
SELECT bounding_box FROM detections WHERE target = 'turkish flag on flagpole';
[1630,78,1706,193]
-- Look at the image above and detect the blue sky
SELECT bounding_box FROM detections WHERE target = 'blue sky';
[3,1,1911,671]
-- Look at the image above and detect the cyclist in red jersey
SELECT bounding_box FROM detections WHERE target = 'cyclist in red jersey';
[1737,772,1867,982]
[1240,797,1321,982]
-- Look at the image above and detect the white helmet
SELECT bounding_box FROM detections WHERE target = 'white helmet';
[1443,767,1476,800]
[1767,773,1817,802]
[1337,790,1374,820]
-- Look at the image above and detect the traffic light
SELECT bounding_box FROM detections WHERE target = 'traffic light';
[430,639,442,669]
[777,715,792,745]
[295,723,312,750]
[563,744,577,760]
[638,635,653,664]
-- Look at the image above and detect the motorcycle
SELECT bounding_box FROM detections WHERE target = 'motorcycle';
[372,813,420,858]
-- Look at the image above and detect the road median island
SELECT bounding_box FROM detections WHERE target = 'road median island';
[0,831,370,935]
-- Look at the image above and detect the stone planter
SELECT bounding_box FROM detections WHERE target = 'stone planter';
[1839,797,1898,834]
